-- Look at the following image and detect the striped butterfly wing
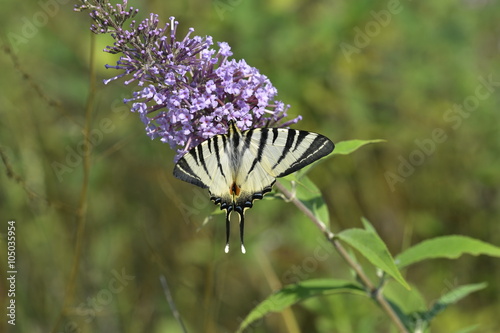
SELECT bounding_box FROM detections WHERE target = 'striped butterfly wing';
[173,121,334,253]
[239,127,334,180]
[173,133,233,203]
[233,127,334,213]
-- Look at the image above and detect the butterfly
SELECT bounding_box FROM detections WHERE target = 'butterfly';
[173,120,334,253]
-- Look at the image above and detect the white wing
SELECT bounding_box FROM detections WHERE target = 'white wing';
[173,133,233,204]
[237,127,334,188]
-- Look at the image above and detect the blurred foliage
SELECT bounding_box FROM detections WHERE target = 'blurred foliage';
[1,0,499,332]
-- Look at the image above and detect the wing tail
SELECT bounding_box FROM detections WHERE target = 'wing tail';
[238,210,246,254]
[224,206,232,253]
[233,206,247,254]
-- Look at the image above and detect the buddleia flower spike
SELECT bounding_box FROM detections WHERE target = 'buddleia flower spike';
[76,1,334,253]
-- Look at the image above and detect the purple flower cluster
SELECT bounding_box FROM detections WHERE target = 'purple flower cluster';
[75,0,300,160]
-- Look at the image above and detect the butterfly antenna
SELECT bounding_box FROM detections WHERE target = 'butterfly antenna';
[238,210,246,254]
[224,209,231,253]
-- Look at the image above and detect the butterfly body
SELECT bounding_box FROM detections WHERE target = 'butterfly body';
[173,120,334,253]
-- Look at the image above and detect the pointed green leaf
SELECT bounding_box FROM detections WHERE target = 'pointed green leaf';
[438,282,486,304]
[396,235,500,269]
[237,279,366,333]
[386,283,486,332]
[295,176,329,225]
[412,283,487,327]
[331,139,385,156]
[337,228,410,289]
[361,216,377,233]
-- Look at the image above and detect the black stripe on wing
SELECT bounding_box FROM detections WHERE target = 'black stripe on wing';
[214,135,227,179]
[293,131,309,150]
[196,144,211,179]
[271,128,279,143]
[229,121,240,149]
[173,133,225,189]
[275,132,334,178]
[272,129,296,170]
[173,156,209,189]
[246,128,268,177]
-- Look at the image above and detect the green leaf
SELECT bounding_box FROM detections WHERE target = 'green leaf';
[411,283,487,329]
[337,227,410,289]
[387,283,486,332]
[437,282,486,305]
[383,281,427,314]
[453,324,481,333]
[331,139,385,156]
[396,235,500,269]
[278,176,330,225]
[361,216,377,233]
[237,279,366,333]
[383,299,416,332]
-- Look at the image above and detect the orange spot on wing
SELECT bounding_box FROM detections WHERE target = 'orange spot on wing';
[230,182,241,196]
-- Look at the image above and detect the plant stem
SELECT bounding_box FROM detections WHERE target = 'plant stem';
[160,275,189,333]
[274,181,409,333]
[51,33,96,333]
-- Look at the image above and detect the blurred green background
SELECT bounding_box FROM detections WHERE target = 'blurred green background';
[1,0,499,332]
